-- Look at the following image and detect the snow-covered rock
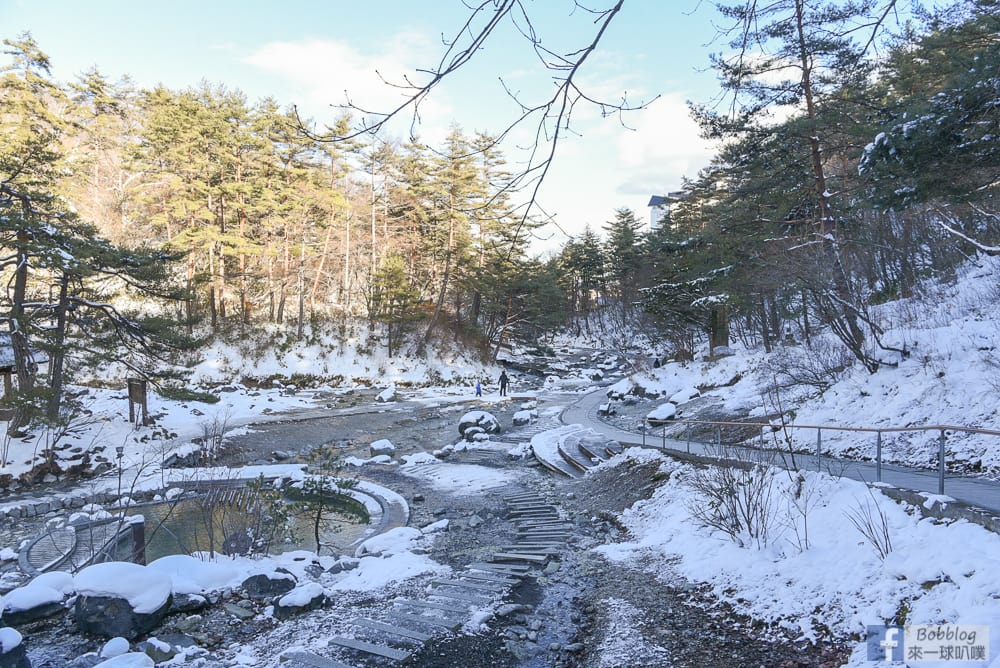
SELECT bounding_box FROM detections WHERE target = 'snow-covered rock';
[512,409,537,426]
[74,563,173,639]
[645,403,677,425]
[100,637,130,658]
[242,569,296,601]
[0,573,69,626]
[668,387,701,404]
[94,653,154,668]
[375,386,396,403]
[369,438,395,455]
[355,527,424,558]
[0,627,24,664]
[273,582,327,619]
[458,410,500,437]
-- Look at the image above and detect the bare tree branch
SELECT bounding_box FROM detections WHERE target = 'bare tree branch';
[299,1,656,252]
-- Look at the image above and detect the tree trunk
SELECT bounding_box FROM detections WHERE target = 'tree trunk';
[423,204,455,346]
[794,0,872,371]
[760,298,772,353]
[46,274,71,421]
[208,243,218,331]
[311,222,334,310]
[492,294,514,361]
[297,235,306,340]
[708,304,730,354]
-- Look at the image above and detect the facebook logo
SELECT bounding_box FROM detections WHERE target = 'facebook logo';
[867,626,905,662]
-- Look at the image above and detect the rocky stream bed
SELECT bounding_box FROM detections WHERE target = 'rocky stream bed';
[2,383,851,667]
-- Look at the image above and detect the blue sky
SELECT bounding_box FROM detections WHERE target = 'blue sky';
[3,0,724,252]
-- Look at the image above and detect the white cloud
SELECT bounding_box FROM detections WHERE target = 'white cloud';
[615,94,714,172]
[243,36,454,140]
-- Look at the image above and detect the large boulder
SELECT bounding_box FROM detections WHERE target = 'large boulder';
[241,569,296,601]
[369,439,395,456]
[93,654,154,667]
[74,563,172,640]
[646,403,677,426]
[272,583,327,620]
[75,595,172,641]
[668,387,701,405]
[512,409,537,426]
[458,411,500,438]
[0,571,73,626]
[0,627,29,668]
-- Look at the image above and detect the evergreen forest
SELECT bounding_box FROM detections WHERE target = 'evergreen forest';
[1,0,998,431]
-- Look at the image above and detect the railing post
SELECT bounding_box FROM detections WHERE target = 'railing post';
[938,429,946,495]
[816,428,822,472]
[687,425,691,454]
[876,431,882,483]
[642,422,646,448]
[716,425,722,450]
[662,424,666,449]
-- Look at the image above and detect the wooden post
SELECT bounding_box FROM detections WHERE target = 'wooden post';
[127,378,149,426]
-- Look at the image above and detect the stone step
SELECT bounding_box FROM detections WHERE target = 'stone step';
[491,552,549,564]
[326,637,410,662]
[516,519,571,527]
[507,508,559,519]
[432,578,507,592]
[503,493,543,501]
[459,571,521,585]
[518,524,571,531]
[468,562,532,575]
[516,531,571,539]
[509,511,561,520]
[387,610,464,631]
[278,650,356,668]
[500,546,560,555]
[514,536,566,547]
[350,617,432,642]
[428,588,495,603]
[396,598,471,614]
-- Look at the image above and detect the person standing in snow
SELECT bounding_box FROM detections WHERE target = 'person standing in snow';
[475,380,482,397]
[499,370,509,396]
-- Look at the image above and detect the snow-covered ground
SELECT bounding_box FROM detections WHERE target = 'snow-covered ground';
[591,448,1000,666]
[607,255,1000,475]
[1,256,999,666]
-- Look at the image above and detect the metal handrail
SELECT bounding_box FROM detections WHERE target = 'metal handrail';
[669,419,1000,437]
[641,418,1000,496]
